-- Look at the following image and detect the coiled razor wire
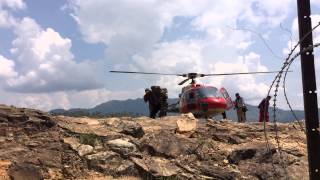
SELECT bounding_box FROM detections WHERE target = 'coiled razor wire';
[264,21,320,179]
[228,21,320,179]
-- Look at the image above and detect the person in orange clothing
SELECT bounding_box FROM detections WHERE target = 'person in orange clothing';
[258,96,271,122]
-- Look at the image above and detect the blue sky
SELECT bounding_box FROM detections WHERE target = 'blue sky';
[0,0,319,111]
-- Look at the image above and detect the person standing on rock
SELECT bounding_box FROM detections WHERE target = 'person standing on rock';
[159,88,168,117]
[144,87,161,119]
[144,88,154,118]
[234,93,247,123]
[258,95,271,122]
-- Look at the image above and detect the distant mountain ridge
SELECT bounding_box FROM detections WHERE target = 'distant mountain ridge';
[50,98,307,122]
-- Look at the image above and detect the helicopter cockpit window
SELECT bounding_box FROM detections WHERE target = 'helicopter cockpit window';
[197,87,218,98]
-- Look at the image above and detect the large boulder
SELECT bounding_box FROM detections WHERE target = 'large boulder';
[132,156,180,178]
[8,163,43,180]
[107,138,137,156]
[198,163,240,180]
[176,113,198,134]
[88,153,138,176]
[227,142,277,165]
[140,131,198,158]
[0,105,55,128]
[103,118,144,138]
[0,160,11,179]
[77,145,94,156]
[86,151,118,161]
[63,137,94,156]
[119,121,144,138]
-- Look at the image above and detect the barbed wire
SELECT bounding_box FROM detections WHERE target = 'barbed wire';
[282,56,306,133]
[228,21,320,179]
[280,23,294,52]
[226,26,283,60]
[278,23,298,128]
[264,21,320,179]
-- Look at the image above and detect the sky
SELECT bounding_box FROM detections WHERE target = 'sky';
[0,0,320,111]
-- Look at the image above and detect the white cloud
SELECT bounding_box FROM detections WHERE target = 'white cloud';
[245,0,293,27]
[243,52,268,71]
[0,9,17,27]
[0,55,17,79]
[311,0,320,7]
[0,0,304,110]
[131,39,203,95]
[192,0,293,31]
[206,52,270,104]
[0,0,25,28]
[0,88,143,111]
[68,0,294,62]
[0,0,25,10]
[0,17,103,93]
[69,0,169,62]
[67,0,298,104]
[0,90,69,111]
[133,40,203,73]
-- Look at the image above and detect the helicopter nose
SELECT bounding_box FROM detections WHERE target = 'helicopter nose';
[201,98,227,109]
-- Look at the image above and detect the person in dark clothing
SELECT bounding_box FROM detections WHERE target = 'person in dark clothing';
[222,111,227,119]
[144,88,157,118]
[150,86,161,117]
[258,96,271,122]
[144,87,163,119]
[159,88,168,117]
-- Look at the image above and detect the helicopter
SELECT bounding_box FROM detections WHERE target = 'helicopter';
[110,70,280,118]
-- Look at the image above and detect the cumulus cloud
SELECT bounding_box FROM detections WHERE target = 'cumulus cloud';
[206,52,270,103]
[67,0,298,104]
[0,55,17,79]
[0,0,25,10]
[0,0,25,28]
[131,39,203,94]
[0,17,103,93]
[68,0,293,61]
[133,40,203,73]
[0,0,306,110]
[0,9,17,27]
[69,0,169,62]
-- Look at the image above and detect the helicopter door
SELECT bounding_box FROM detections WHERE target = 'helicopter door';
[219,87,233,110]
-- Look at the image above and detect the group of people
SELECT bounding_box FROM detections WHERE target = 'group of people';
[143,86,168,119]
[143,86,272,122]
[233,92,271,123]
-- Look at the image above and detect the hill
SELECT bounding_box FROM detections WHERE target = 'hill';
[0,104,308,179]
[51,98,305,122]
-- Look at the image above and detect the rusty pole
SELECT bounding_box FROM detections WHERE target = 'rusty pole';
[296,0,320,179]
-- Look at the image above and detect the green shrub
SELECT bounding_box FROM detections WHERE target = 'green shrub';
[79,133,102,146]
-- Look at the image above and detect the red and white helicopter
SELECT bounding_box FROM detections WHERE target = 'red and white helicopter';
[110,70,279,118]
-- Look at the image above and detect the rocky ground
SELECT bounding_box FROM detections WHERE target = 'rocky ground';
[0,104,308,180]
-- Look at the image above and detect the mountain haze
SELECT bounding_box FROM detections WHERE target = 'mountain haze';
[50,98,306,122]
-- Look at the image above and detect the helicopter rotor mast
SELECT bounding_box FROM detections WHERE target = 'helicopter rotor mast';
[109,70,288,85]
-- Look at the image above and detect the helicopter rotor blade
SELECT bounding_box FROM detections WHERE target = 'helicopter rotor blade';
[110,70,183,76]
[202,71,291,76]
[178,78,190,85]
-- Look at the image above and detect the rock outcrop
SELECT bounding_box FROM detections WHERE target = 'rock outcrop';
[0,104,308,180]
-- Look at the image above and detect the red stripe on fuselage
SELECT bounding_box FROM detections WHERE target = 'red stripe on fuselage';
[180,97,227,115]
